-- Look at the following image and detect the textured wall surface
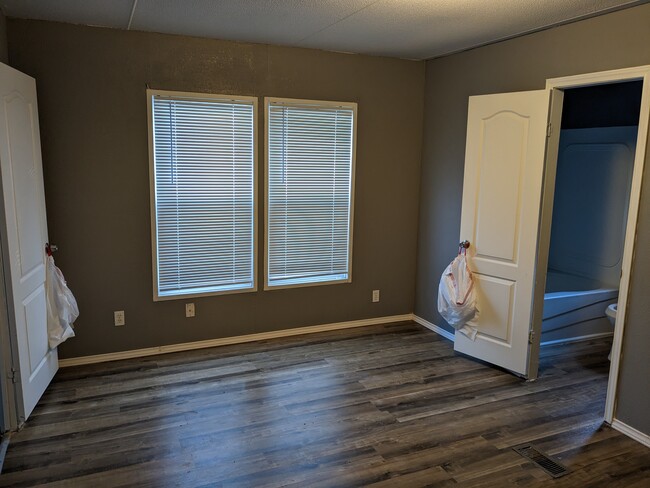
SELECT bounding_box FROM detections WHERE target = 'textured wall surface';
[416,3,650,435]
[7,20,425,358]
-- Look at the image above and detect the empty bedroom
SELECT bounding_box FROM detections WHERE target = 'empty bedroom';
[0,1,649,486]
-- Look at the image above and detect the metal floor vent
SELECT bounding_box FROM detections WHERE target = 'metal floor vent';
[513,444,569,478]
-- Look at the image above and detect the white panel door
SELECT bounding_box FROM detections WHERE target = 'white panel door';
[0,62,57,420]
[455,90,550,376]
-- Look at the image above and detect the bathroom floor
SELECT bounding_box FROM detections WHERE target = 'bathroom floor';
[2,322,648,487]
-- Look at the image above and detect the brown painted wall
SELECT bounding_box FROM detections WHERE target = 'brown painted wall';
[7,20,425,359]
[416,3,650,435]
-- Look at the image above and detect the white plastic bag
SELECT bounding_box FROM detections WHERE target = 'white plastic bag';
[437,252,479,340]
[46,254,78,348]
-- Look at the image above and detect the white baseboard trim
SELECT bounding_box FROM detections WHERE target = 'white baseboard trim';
[540,331,614,347]
[58,314,414,367]
[412,314,455,342]
[611,419,650,448]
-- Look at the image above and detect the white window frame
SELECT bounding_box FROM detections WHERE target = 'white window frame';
[147,89,258,301]
[264,97,357,291]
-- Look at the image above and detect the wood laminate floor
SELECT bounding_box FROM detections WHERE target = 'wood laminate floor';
[2,322,649,487]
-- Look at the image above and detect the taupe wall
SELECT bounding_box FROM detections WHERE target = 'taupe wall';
[416,4,650,435]
[7,20,425,359]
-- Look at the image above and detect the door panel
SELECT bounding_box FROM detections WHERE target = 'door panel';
[23,285,48,374]
[455,90,551,376]
[475,112,527,263]
[472,274,515,344]
[7,94,44,278]
[0,62,56,421]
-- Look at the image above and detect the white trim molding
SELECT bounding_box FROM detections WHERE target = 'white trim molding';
[611,419,650,448]
[545,65,650,89]
[58,314,412,367]
[412,315,455,342]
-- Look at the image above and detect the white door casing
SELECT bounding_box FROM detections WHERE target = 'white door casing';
[0,62,56,421]
[455,90,551,376]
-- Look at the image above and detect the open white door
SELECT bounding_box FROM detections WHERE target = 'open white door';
[0,63,56,421]
[455,90,551,377]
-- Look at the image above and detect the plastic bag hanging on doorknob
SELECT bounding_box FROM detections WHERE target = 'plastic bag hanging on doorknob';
[45,244,79,348]
[437,241,479,340]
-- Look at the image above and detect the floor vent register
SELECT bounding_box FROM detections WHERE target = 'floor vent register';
[513,443,569,478]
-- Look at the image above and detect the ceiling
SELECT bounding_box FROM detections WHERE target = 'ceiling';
[1,0,645,60]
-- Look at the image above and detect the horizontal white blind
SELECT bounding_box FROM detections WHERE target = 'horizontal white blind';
[267,100,355,288]
[151,93,255,298]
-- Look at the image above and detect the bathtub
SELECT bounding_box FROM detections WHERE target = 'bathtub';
[541,270,618,342]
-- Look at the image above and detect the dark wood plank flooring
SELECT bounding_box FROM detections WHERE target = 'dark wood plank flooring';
[2,322,649,487]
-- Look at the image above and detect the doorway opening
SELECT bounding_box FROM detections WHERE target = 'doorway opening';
[541,81,642,349]
[534,67,650,425]
[538,81,642,420]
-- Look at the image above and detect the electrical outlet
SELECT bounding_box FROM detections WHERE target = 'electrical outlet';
[372,290,380,303]
[114,310,125,326]
[185,303,195,318]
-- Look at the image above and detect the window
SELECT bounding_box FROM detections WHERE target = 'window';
[148,90,257,300]
[265,98,356,289]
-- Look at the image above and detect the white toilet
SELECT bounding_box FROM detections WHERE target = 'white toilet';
[605,303,617,360]
[605,303,617,326]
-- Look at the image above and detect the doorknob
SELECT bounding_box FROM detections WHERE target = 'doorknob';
[459,240,470,249]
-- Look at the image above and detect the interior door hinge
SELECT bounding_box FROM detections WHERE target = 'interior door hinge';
[528,330,535,344]
[546,123,553,137]
[7,367,18,384]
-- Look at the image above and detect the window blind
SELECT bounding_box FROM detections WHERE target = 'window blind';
[150,92,256,299]
[266,99,356,288]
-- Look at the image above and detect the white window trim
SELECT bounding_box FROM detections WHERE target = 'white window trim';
[263,97,357,291]
[147,89,259,301]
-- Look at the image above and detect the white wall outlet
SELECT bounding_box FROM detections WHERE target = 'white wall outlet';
[114,310,125,326]
[185,303,195,318]
[372,290,380,303]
